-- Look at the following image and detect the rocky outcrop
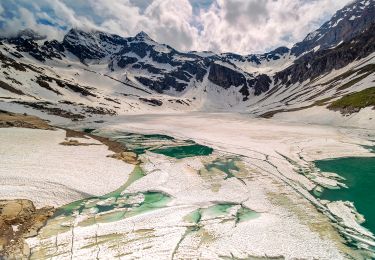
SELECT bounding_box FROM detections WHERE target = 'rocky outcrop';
[0,80,25,95]
[0,110,53,130]
[0,199,54,259]
[107,151,139,164]
[139,97,163,106]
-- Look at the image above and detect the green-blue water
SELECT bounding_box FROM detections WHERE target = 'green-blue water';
[56,190,171,225]
[83,128,96,133]
[97,131,213,158]
[315,157,375,235]
[54,165,171,224]
[184,203,259,224]
[203,157,240,179]
[364,145,375,153]
[151,144,213,159]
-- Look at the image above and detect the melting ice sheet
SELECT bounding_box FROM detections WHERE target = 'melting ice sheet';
[26,130,358,259]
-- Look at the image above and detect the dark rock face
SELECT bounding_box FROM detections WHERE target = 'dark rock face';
[119,42,149,59]
[221,53,247,63]
[248,74,272,96]
[42,40,65,54]
[116,56,138,68]
[62,29,127,62]
[139,97,163,106]
[7,38,44,61]
[264,47,290,61]
[36,77,62,95]
[7,38,64,62]
[208,63,248,89]
[135,75,188,93]
[239,85,250,101]
[291,0,375,56]
[276,22,375,86]
[0,80,25,95]
[4,29,65,62]
[206,61,271,98]
[138,63,164,74]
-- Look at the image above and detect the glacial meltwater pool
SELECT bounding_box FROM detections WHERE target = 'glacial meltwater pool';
[315,157,375,235]
[96,131,213,158]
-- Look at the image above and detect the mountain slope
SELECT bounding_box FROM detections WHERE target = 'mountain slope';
[291,0,375,56]
[0,0,374,128]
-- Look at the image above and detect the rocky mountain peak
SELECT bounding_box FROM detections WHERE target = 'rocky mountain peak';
[291,0,375,56]
[63,28,123,46]
[134,31,153,41]
[14,29,47,41]
[62,28,127,62]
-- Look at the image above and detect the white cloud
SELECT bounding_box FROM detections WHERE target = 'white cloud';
[195,0,352,53]
[144,0,198,50]
[0,0,352,54]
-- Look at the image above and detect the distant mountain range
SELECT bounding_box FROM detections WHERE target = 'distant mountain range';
[0,0,374,124]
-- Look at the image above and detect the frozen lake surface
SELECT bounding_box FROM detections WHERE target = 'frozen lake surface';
[3,112,375,259]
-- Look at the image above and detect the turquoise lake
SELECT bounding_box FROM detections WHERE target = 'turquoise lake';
[315,157,375,235]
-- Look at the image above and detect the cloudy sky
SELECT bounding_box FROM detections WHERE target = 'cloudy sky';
[0,0,352,54]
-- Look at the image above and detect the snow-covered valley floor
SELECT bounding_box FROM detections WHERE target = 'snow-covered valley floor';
[1,112,375,259]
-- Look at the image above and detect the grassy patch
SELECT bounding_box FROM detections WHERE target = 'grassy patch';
[328,87,375,113]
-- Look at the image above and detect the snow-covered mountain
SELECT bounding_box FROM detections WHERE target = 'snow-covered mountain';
[291,0,375,56]
[0,0,374,127]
